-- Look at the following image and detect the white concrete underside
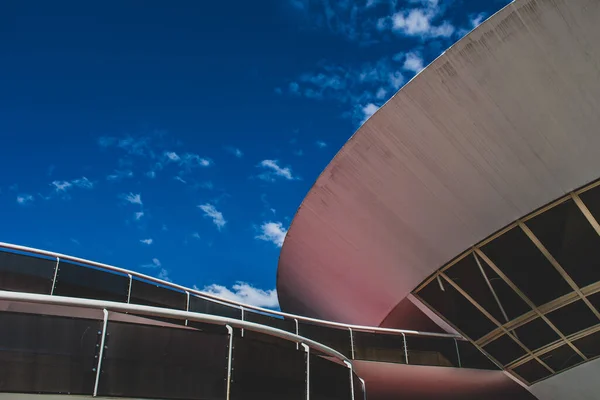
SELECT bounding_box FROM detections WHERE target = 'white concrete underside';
[530,357,600,400]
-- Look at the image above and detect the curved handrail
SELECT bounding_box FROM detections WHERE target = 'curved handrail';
[0,242,461,339]
[0,289,350,364]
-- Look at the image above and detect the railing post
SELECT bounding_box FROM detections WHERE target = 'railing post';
[226,325,233,400]
[93,309,109,397]
[50,257,60,295]
[344,361,355,400]
[295,318,299,350]
[240,306,245,337]
[126,274,132,303]
[302,343,310,400]
[359,378,366,400]
[401,333,409,364]
[348,327,355,360]
[454,338,462,368]
[185,291,190,326]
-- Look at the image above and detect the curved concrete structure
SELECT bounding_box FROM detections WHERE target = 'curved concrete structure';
[277,0,600,326]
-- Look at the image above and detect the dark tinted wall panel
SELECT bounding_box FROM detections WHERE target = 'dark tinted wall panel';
[417,279,497,340]
[298,322,352,357]
[405,335,459,367]
[526,199,600,288]
[243,311,296,348]
[573,330,600,358]
[513,317,560,351]
[53,262,129,302]
[545,300,599,336]
[353,332,406,364]
[0,251,55,294]
[482,334,527,366]
[539,345,583,372]
[188,295,242,319]
[456,340,498,370]
[98,321,228,399]
[230,337,305,400]
[310,355,351,400]
[481,227,572,306]
[0,312,101,394]
[129,279,187,310]
[512,359,551,384]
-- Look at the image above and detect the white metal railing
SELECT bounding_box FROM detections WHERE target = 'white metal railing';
[0,241,461,339]
[0,290,357,399]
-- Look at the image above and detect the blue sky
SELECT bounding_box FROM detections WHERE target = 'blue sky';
[0,0,509,309]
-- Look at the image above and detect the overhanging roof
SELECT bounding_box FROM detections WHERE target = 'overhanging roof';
[277,0,600,326]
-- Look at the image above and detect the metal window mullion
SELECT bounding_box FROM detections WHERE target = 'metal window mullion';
[302,343,310,400]
[344,361,355,400]
[348,327,355,360]
[50,257,60,295]
[226,325,233,400]
[93,309,109,397]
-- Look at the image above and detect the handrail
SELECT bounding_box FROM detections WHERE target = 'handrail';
[0,290,350,364]
[0,242,462,339]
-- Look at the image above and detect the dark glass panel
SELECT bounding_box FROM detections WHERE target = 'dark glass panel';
[587,291,600,311]
[482,334,527,366]
[310,355,351,400]
[188,295,242,319]
[53,261,129,302]
[129,279,187,324]
[573,330,600,358]
[481,227,572,305]
[512,359,552,384]
[98,321,228,399]
[539,344,583,372]
[353,372,366,400]
[513,318,560,351]
[456,340,499,370]
[0,251,55,294]
[526,199,600,287]
[405,335,459,367]
[579,184,600,232]
[545,300,599,336]
[0,312,101,394]
[445,254,529,322]
[298,322,352,358]
[353,331,406,364]
[230,336,305,400]
[417,279,497,340]
[243,311,296,348]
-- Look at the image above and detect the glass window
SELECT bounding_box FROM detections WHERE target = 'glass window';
[188,295,241,319]
[526,199,600,288]
[230,336,306,400]
[456,340,498,370]
[482,334,527,366]
[353,331,406,364]
[539,344,583,373]
[243,311,296,348]
[513,317,560,351]
[0,251,55,294]
[0,311,101,394]
[445,254,530,322]
[573,330,600,358]
[405,335,459,367]
[129,279,187,325]
[417,278,497,340]
[98,321,229,399]
[545,300,599,336]
[298,322,352,358]
[511,359,552,384]
[53,261,129,302]
[310,355,351,400]
[481,226,572,306]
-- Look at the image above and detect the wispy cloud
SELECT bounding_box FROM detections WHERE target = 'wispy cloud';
[135,211,145,220]
[180,153,212,169]
[256,221,288,247]
[315,140,327,149]
[141,258,161,268]
[140,238,153,245]
[164,151,181,162]
[51,180,73,192]
[141,257,171,282]
[359,103,379,124]
[174,176,187,184]
[16,194,34,205]
[198,203,227,230]
[376,0,455,38]
[107,170,134,181]
[257,160,296,181]
[121,192,143,206]
[202,282,279,308]
[72,177,94,189]
[225,146,243,158]
[403,51,425,74]
[192,232,201,240]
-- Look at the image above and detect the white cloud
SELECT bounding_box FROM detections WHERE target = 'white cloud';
[121,192,143,206]
[315,140,327,149]
[158,268,171,282]
[141,258,170,281]
[198,203,227,230]
[376,87,388,99]
[203,282,279,308]
[165,151,180,162]
[140,238,153,245]
[135,211,144,220]
[107,170,134,181]
[174,176,187,184]
[51,180,72,192]
[258,160,295,181]
[361,103,380,123]
[16,194,34,205]
[192,232,201,240]
[142,258,161,268]
[470,12,487,28]
[403,52,425,74]
[256,221,288,247]
[379,2,455,38]
[72,177,94,189]
[146,171,156,179]
[180,153,212,169]
[225,147,243,158]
